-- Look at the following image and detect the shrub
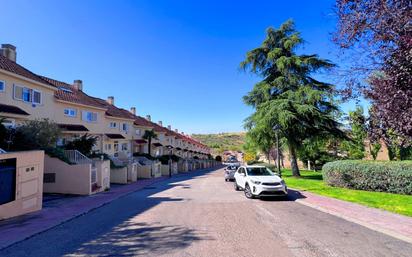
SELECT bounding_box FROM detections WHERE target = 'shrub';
[323,160,412,195]
[43,147,72,164]
[88,152,110,160]
[7,119,61,151]
[133,152,156,160]
[157,154,181,165]
[64,134,97,156]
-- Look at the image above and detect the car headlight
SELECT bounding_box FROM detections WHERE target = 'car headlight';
[250,179,261,185]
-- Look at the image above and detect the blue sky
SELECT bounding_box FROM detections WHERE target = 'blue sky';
[1,0,363,133]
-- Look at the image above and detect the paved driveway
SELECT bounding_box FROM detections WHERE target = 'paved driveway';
[1,168,411,257]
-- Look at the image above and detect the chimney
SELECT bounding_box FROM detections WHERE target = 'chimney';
[0,44,17,62]
[107,96,114,105]
[182,132,185,135]
[130,107,136,115]
[158,121,163,126]
[73,80,83,91]
[167,125,172,130]
[146,115,151,121]
[175,129,178,133]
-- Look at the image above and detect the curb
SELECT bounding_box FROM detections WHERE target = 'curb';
[294,193,412,244]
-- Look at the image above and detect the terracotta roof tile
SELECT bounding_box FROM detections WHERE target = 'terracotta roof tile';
[40,76,106,109]
[134,116,155,127]
[91,97,136,120]
[0,55,54,86]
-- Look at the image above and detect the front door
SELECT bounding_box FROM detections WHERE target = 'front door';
[0,158,16,205]
[114,141,119,157]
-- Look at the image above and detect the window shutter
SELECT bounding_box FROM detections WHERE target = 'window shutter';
[92,113,97,122]
[82,111,88,121]
[13,85,23,100]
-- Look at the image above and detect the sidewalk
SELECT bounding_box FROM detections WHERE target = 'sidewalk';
[0,175,170,250]
[295,190,412,244]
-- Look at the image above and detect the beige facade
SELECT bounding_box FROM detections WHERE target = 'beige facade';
[0,43,212,186]
[0,72,56,125]
[43,156,110,195]
[0,150,44,220]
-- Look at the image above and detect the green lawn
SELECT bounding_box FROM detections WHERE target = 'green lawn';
[259,163,412,217]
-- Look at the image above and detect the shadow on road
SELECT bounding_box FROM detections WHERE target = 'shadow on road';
[258,189,306,202]
[0,167,221,257]
[65,207,213,257]
[66,221,211,257]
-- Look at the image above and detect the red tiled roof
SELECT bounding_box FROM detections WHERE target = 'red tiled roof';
[90,97,136,120]
[0,55,54,87]
[41,76,106,109]
[134,116,155,128]
[151,122,173,135]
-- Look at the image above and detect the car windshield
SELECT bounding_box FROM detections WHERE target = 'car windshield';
[246,167,274,176]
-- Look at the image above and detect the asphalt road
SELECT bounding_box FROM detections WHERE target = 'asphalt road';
[1,168,411,257]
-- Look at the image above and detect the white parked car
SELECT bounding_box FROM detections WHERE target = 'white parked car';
[234,165,288,199]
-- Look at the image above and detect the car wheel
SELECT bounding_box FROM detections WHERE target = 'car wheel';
[244,184,254,199]
[234,181,240,191]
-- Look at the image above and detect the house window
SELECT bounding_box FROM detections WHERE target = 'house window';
[135,129,141,136]
[82,111,98,123]
[64,108,77,117]
[109,122,117,128]
[0,80,5,92]
[13,84,42,104]
[105,144,112,151]
[22,88,31,102]
[121,143,128,151]
[33,90,41,104]
[114,142,119,152]
[56,138,66,146]
[122,123,128,132]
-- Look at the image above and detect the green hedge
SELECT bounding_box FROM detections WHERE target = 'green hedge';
[322,161,412,195]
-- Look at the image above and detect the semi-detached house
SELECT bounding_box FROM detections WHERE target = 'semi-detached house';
[0,43,210,159]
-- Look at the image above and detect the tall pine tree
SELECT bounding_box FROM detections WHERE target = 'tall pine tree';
[242,20,345,176]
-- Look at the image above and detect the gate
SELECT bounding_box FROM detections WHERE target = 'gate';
[0,158,16,205]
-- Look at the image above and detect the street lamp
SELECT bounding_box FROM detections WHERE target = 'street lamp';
[272,124,281,177]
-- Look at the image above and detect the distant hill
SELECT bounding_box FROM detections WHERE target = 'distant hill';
[191,132,246,156]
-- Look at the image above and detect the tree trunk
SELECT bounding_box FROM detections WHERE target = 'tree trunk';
[289,145,300,177]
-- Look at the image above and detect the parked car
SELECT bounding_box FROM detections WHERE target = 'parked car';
[224,165,238,181]
[234,165,288,199]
